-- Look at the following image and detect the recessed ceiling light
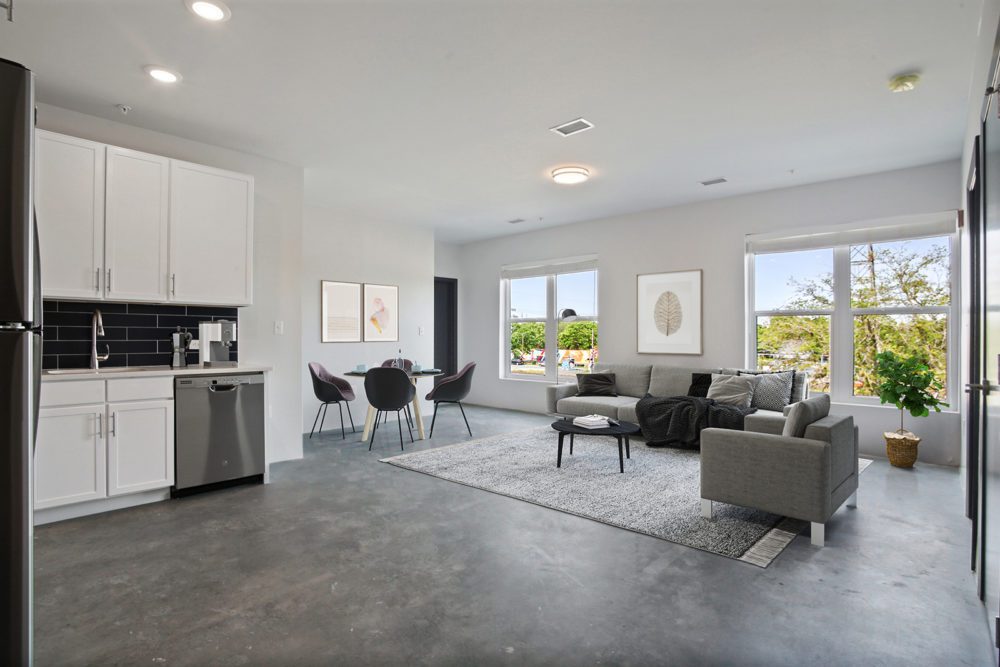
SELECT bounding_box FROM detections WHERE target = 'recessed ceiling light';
[551,166,590,185]
[185,0,231,21]
[888,72,920,93]
[144,66,181,83]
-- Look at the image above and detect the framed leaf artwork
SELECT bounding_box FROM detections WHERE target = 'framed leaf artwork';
[636,270,702,355]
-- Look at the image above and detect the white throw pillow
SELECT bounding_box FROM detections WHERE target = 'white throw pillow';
[706,374,758,408]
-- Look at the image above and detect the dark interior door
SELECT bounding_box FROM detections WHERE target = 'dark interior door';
[434,277,458,379]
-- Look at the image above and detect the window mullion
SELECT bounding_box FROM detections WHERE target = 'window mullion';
[830,246,853,401]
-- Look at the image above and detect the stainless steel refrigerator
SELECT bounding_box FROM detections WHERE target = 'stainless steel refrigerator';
[0,57,40,667]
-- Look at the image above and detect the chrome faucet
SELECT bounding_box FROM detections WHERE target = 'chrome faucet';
[90,309,110,370]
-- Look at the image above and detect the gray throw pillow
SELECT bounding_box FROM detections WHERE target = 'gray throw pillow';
[577,373,617,397]
[738,370,794,412]
[706,374,758,408]
[782,394,831,438]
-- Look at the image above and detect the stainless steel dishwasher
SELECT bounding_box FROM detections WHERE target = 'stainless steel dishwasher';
[173,373,265,496]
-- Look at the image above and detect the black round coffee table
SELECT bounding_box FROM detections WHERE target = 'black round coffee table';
[550,419,641,473]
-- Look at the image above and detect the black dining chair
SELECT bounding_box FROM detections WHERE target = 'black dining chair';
[308,362,356,439]
[365,367,416,451]
[380,358,414,426]
[426,362,476,438]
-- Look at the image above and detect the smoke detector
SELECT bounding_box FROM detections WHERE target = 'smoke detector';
[550,118,594,137]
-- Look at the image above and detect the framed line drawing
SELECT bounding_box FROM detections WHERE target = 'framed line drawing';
[321,280,362,342]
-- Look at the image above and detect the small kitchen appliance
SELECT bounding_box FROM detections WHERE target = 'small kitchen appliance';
[170,327,193,368]
[199,320,237,367]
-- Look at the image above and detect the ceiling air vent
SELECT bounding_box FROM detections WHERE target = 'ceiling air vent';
[700,177,727,186]
[550,118,594,137]
[507,218,525,225]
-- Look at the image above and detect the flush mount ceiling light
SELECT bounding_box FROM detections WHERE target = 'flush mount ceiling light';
[551,166,590,185]
[144,66,181,83]
[185,0,231,21]
[888,72,920,93]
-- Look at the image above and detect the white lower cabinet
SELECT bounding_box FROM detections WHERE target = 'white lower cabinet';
[107,399,175,496]
[34,405,108,509]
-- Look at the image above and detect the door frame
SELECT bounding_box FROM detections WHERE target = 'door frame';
[434,277,458,378]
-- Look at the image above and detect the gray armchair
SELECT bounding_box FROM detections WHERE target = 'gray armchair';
[699,395,858,547]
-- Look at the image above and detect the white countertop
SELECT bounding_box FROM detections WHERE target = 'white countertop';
[41,364,272,382]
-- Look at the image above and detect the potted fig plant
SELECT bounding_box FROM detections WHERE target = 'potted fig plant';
[874,351,948,468]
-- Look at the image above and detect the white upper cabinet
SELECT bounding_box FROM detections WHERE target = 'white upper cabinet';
[33,130,254,306]
[35,131,105,300]
[104,147,170,301]
[169,161,254,306]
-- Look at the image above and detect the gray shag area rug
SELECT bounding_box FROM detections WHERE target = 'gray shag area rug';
[382,427,872,567]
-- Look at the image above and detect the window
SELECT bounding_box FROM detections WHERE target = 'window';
[502,259,598,382]
[748,217,957,405]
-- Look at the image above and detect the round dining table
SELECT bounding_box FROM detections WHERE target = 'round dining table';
[344,369,444,441]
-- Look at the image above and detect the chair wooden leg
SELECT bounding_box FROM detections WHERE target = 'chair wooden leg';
[309,404,323,438]
[458,401,472,437]
[338,403,346,439]
[429,403,439,438]
[346,402,356,433]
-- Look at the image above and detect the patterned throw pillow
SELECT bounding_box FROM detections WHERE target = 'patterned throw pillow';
[738,370,795,412]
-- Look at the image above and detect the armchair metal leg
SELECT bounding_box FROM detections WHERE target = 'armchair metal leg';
[309,404,323,438]
[346,402,356,433]
[397,410,405,451]
[319,403,329,435]
[429,403,439,438]
[458,401,472,437]
[405,411,414,443]
[369,410,381,451]
[847,490,858,508]
[405,404,413,428]
[701,499,713,520]
[338,403,346,439]
[810,522,825,547]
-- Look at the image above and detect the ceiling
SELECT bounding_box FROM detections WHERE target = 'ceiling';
[0,1,985,243]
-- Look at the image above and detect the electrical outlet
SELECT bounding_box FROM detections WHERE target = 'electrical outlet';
[418,326,424,336]
[274,320,284,335]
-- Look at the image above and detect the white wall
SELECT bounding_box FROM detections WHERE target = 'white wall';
[447,160,963,466]
[36,104,306,464]
[301,207,435,432]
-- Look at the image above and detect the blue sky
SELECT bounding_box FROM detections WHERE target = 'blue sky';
[511,271,596,319]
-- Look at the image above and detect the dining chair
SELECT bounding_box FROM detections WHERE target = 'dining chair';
[425,362,476,438]
[380,358,414,426]
[365,367,416,451]
[308,362,356,439]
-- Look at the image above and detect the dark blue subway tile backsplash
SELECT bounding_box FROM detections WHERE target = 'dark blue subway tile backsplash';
[42,300,238,370]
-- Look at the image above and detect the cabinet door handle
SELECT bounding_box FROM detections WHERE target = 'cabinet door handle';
[97,413,103,438]
[106,268,112,292]
[110,412,116,436]
[171,273,176,296]
[95,268,101,292]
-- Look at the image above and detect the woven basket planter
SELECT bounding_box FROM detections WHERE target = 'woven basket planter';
[884,429,921,468]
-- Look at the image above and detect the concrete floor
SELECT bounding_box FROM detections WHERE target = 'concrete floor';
[34,405,995,666]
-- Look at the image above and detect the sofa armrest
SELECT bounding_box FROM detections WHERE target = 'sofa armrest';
[744,411,786,435]
[546,383,579,414]
[700,428,832,523]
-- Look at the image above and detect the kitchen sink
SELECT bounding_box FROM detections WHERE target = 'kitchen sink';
[44,365,172,376]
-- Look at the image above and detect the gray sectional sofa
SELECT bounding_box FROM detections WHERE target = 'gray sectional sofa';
[545,362,809,422]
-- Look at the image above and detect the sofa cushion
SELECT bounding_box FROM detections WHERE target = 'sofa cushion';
[724,367,810,404]
[593,363,651,398]
[617,400,641,424]
[576,373,617,397]
[782,394,831,438]
[648,366,719,398]
[707,374,758,408]
[557,395,639,419]
[738,370,794,412]
[687,373,713,397]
